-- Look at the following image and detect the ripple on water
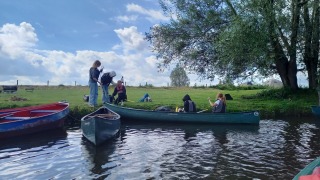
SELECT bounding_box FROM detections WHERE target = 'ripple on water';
[0,119,319,179]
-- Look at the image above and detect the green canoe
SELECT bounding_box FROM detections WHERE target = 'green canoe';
[104,103,260,125]
[81,106,120,146]
[293,157,320,180]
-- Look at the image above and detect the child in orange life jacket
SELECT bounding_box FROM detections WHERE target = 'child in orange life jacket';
[112,80,127,105]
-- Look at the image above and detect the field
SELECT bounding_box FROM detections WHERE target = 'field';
[0,85,318,119]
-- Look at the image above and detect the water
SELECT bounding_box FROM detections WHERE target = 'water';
[0,118,319,179]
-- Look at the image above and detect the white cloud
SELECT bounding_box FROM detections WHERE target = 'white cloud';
[114,26,149,53]
[0,22,171,86]
[0,22,221,87]
[115,15,138,23]
[0,22,38,59]
[126,3,170,22]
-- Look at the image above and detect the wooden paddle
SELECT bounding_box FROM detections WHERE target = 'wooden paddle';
[197,109,208,113]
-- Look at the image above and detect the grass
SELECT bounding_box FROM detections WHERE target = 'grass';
[0,85,318,119]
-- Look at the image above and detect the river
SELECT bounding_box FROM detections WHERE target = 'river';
[0,118,319,179]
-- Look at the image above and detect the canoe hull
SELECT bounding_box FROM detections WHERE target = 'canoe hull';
[0,102,68,114]
[311,106,320,118]
[104,103,260,125]
[0,102,70,138]
[293,157,320,180]
[81,107,120,145]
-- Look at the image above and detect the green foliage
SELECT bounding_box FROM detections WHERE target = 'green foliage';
[170,65,190,87]
[149,0,320,90]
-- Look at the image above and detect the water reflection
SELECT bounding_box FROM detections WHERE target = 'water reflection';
[0,128,67,151]
[80,136,118,179]
[0,119,319,179]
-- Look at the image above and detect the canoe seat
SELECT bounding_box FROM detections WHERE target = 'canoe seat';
[30,110,59,113]
[5,117,31,120]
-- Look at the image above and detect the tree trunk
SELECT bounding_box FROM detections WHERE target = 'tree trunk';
[302,0,319,89]
[266,0,300,90]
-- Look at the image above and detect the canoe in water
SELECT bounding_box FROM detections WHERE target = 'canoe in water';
[292,157,320,180]
[81,106,120,145]
[0,102,70,138]
[104,103,260,125]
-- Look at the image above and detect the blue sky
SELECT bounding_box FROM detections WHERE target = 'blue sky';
[1,0,198,87]
[0,0,308,87]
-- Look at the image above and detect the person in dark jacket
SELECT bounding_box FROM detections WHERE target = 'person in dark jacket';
[182,94,196,112]
[112,80,127,105]
[100,71,116,104]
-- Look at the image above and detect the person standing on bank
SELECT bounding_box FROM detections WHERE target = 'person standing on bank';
[100,71,117,104]
[208,92,226,113]
[88,60,103,107]
[182,94,197,112]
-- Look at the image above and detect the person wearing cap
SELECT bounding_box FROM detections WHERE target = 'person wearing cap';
[100,71,117,104]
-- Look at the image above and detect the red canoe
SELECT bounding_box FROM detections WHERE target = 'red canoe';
[0,102,70,138]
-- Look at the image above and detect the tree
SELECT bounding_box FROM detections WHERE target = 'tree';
[170,65,190,87]
[146,0,320,90]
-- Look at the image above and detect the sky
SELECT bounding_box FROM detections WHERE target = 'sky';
[0,0,308,87]
[0,0,218,87]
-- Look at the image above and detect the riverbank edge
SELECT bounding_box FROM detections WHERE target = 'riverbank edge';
[66,105,316,123]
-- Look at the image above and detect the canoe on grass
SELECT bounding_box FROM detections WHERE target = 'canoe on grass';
[0,102,70,138]
[292,157,320,180]
[81,106,120,146]
[104,103,260,125]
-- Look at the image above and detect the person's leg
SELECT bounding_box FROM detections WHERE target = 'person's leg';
[114,96,119,105]
[93,83,98,106]
[101,85,110,104]
[118,93,125,103]
[89,82,95,106]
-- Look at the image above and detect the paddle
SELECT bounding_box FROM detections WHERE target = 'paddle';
[197,109,208,113]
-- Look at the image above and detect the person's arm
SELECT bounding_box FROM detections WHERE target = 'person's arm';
[208,98,219,107]
[91,68,101,84]
[208,97,215,107]
[112,87,117,97]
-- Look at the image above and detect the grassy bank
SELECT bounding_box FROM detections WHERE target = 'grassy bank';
[0,85,317,119]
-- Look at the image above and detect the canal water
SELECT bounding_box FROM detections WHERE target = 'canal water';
[0,118,319,179]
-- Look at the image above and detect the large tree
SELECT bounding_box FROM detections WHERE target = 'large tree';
[146,0,320,90]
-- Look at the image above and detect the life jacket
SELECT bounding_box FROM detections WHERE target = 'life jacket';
[213,99,226,113]
[187,100,195,112]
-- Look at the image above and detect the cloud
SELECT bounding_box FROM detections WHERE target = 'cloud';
[115,15,138,23]
[126,3,170,22]
[114,26,149,53]
[0,22,171,86]
[0,22,38,59]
